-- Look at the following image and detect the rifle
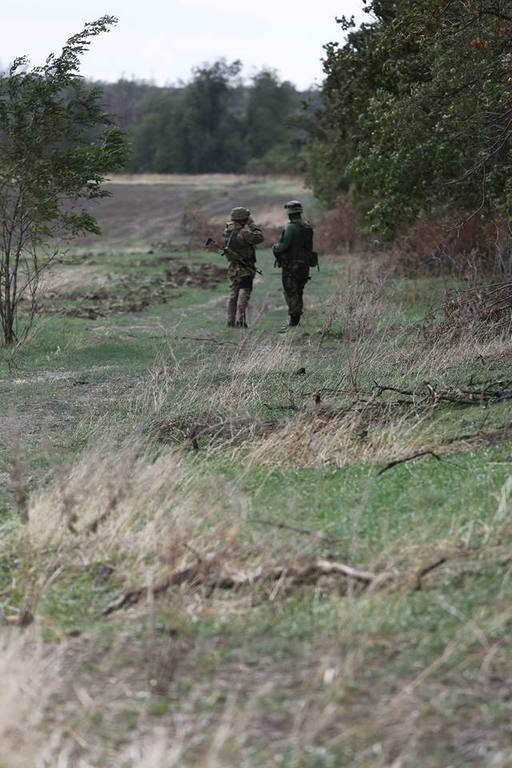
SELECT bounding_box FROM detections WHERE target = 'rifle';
[204,237,262,276]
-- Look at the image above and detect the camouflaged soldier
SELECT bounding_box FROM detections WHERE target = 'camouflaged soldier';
[272,201,315,330]
[224,207,264,328]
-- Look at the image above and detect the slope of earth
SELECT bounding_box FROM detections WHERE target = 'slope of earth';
[1,176,512,768]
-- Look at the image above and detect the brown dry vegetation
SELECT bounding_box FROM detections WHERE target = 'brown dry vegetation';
[392,212,512,281]
[3,426,512,766]
[314,194,365,255]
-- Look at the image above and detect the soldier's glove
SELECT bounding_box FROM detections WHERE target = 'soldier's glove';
[273,245,282,268]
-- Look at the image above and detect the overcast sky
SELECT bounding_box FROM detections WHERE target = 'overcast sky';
[1,1,366,89]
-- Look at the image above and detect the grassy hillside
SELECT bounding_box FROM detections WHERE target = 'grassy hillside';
[1,177,512,767]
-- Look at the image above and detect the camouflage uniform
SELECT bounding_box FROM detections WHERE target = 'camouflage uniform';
[273,201,314,327]
[224,207,264,328]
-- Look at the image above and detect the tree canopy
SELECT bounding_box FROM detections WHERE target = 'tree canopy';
[307,0,512,238]
[100,64,314,175]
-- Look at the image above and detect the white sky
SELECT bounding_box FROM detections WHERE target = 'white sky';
[1,1,366,89]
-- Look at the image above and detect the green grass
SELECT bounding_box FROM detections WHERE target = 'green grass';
[2,234,512,766]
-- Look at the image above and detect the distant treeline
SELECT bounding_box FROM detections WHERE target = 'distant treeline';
[99,60,318,175]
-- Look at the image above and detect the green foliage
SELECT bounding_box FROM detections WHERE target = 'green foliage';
[0,17,128,345]
[113,64,308,174]
[245,70,299,159]
[308,0,512,237]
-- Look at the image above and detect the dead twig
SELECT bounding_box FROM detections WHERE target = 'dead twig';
[378,450,444,476]
[173,335,238,346]
[413,557,448,591]
[103,558,380,616]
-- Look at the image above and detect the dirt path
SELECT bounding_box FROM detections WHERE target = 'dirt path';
[0,281,238,502]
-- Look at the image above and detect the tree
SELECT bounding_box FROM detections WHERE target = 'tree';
[124,64,312,175]
[129,91,186,172]
[245,70,298,155]
[0,16,128,346]
[179,59,245,173]
[308,1,512,238]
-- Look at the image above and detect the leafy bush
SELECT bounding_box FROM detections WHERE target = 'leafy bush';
[308,1,512,240]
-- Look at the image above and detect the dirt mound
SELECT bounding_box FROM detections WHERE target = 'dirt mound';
[39,261,228,319]
[164,262,227,287]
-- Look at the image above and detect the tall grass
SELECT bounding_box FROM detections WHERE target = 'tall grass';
[0,634,61,767]
[2,259,512,766]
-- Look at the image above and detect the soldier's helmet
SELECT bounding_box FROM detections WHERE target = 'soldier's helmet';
[284,200,303,214]
[230,206,251,222]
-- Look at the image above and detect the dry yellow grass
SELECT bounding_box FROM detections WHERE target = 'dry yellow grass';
[37,265,113,298]
[246,410,430,470]
[0,633,61,767]
[106,173,307,191]
[26,445,248,589]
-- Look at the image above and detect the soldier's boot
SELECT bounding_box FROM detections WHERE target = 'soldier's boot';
[227,296,237,327]
[236,289,250,329]
[289,314,301,327]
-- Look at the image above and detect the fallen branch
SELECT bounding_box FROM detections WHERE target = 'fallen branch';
[374,378,512,409]
[378,450,444,476]
[173,335,238,346]
[413,557,448,591]
[103,563,201,615]
[103,558,379,616]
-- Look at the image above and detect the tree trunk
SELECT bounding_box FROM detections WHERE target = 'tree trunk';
[1,262,15,346]
[2,300,15,345]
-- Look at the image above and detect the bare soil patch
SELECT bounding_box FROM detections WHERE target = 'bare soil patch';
[38,265,111,298]
[75,175,307,245]
[39,261,227,319]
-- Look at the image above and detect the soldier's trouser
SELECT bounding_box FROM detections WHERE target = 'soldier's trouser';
[282,265,310,324]
[227,275,253,325]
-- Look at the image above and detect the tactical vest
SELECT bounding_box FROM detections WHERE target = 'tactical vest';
[287,220,314,266]
[224,225,256,265]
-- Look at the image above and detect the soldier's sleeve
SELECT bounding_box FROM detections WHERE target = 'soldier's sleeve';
[225,223,240,250]
[272,223,295,255]
[240,225,264,246]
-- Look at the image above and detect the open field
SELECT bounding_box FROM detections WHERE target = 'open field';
[75,174,313,245]
[1,176,512,767]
